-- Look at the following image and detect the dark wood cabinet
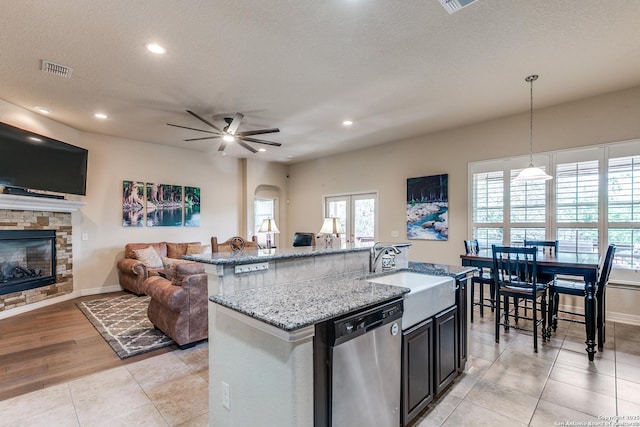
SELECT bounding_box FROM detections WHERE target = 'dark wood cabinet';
[434,305,458,395]
[456,277,468,372]
[402,318,433,426]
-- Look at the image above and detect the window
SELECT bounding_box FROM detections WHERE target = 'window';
[325,193,376,244]
[254,198,276,247]
[510,167,547,245]
[608,155,640,268]
[469,140,640,271]
[556,160,599,253]
[472,171,503,249]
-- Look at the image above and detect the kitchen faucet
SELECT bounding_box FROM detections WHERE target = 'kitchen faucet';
[369,242,401,273]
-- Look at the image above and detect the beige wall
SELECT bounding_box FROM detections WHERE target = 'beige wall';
[287,86,640,323]
[288,86,640,265]
[0,99,283,297]
[3,85,640,321]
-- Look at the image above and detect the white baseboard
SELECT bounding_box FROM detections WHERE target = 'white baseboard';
[606,311,640,326]
[0,285,123,320]
[557,303,640,326]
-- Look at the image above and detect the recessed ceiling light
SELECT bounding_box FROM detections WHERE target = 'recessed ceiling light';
[94,113,108,119]
[342,120,353,126]
[146,43,167,54]
[35,106,51,114]
[222,135,235,142]
[258,148,266,152]
[287,155,294,159]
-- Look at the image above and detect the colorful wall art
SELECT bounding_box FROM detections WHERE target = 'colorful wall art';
[407,174,449,240]
[184,186,201,227]
[146,183,183,227]
[122,180,145,227]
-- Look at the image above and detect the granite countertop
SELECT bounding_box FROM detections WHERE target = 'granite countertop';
[209,272,410,331]
[186,242,411,265]
[407,261,476,279]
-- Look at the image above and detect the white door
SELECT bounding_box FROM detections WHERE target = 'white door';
[325,193,376,244]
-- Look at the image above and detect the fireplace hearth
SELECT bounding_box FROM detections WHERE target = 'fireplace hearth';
[0,230,56,295]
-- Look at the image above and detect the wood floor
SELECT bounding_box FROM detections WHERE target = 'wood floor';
[0,292,177,401]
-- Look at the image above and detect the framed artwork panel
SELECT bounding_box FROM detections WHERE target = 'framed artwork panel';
[407,174,449,240]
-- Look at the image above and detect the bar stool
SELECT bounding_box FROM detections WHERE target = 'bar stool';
[464,240,494,322]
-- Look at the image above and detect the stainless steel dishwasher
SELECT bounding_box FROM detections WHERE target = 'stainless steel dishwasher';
[327,298,403,427]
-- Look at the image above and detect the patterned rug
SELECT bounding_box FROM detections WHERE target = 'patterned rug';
[77,294,175,359]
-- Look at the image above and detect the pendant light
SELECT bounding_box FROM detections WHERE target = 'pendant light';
[512,74,553,182]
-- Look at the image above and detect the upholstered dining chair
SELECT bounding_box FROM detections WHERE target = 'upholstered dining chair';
[464,239,494,322]
[492,245,551,352]
[550,244,616,350]
[292,232,316,247]
[211,236,258,253]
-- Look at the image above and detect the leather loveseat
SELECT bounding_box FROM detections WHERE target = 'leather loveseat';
[117,241,202,295]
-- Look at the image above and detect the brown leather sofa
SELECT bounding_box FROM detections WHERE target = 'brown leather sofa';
[141,261,208,348]
[117,241,202,295]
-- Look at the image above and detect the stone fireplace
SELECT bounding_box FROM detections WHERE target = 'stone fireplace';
[0,194,83,314]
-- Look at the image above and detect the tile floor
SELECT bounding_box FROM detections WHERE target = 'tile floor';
[1,306,639,426]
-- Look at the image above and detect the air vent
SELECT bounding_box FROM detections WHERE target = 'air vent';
[41,60,73,78]
[438,0,479,14]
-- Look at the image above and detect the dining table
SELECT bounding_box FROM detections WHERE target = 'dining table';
[460,249,601,360]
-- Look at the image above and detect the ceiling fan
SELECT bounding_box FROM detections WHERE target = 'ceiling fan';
[167,110,281,153]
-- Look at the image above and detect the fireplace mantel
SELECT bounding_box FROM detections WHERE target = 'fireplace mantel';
[0,194,85,212]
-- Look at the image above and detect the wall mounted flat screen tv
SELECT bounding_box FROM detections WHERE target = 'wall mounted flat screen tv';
[0,121,88,196]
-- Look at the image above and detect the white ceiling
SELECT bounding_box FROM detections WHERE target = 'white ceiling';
[1,0,640,163]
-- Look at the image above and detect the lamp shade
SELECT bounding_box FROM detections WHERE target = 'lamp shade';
[512,165,553,182]
[319,218,344,235]
[258,218,279,233]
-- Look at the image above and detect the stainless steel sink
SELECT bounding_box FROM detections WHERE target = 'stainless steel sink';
[367,271,456,330]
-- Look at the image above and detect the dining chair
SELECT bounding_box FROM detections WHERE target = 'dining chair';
[550,244,616,350]
[292,232,316,247]
[464,239,494,323]
[523,240,558,256]
[522,240,559,316]
[211,236,258,253]
[492,245,550,352]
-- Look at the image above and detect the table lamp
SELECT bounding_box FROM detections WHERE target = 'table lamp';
[258,218,279,249]
[319,217,344,248]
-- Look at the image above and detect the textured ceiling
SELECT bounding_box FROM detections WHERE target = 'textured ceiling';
[1,0,640,163]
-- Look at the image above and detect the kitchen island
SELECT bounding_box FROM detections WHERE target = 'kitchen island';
[188,245,472,427]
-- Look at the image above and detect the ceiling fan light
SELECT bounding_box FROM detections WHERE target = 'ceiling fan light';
[222,134,235,142]
[513,165,553,182]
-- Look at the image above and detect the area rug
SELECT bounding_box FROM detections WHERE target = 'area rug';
[77,294,175,359]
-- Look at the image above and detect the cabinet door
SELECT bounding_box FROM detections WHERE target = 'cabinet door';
[456,277,468,373]
[434,305,458,395]
[402,318,433,427]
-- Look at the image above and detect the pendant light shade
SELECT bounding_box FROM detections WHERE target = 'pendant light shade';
[513,75,553,182]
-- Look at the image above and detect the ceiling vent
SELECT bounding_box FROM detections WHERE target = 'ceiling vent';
[41,60,73,78]
[438,0,479,14]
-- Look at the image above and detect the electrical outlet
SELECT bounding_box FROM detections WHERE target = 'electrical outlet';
[222,382,230,410]
[82,233,89,241]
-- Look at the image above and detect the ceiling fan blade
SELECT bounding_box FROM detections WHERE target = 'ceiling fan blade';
[235,128,280,137]
[218,140,228,152]
[240,136,282,147]
[167,123,219,134]
[185,136,221,142]
[186,110,223,132]
[236,139,258,153]
[226,113,244,135]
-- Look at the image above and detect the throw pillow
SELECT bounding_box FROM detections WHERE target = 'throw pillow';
[186,243,202,255]
[132,246,163,268]
[162,257,192,280]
